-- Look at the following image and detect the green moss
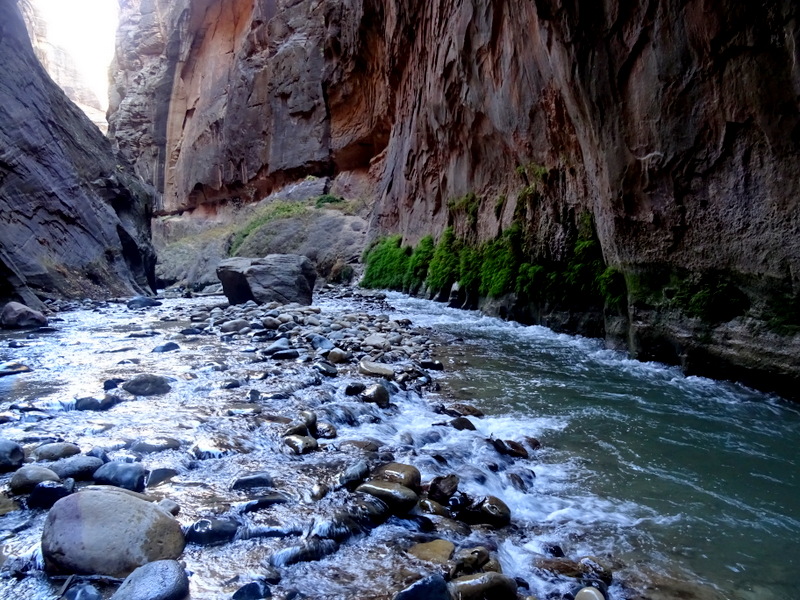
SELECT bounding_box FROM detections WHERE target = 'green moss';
[230,201,309,256]
[673,274,749,323]
[478,224,522,298]
[598,267,627,309]
[515,263,547,300]
[448,193,481,228]
[360,235,411,290]
[403,235,435,294]
[459,246,482,294]
[427,227,462,293]
[765,291,800,335]
[314,194,344,208]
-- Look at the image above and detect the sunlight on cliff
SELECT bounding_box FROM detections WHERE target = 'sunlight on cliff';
[33,0,118,112]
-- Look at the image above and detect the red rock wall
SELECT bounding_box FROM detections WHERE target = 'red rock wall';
[108,0,800,394]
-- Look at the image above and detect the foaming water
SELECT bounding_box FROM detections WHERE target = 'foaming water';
[385,292,800,599]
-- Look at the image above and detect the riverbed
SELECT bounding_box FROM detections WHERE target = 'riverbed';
[0,289,797,600]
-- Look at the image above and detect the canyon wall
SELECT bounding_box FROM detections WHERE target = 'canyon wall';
[0,0,156,308]
[108,0,800,396]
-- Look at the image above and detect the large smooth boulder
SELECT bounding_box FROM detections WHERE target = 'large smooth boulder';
[216,255,316,306]
[0,302,47,328]
[42,489,185,577]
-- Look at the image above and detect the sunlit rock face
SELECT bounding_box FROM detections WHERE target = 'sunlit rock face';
[108,0,800,395]
[19,0,109,133]
[0,1,156,308]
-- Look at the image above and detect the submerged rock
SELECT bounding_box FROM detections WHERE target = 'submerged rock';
[186,518,239,546]
[232,472,275,490]
[42,489,185,577]
[0,362,32,377]
[407,539,455,564]
[284,435,318,455]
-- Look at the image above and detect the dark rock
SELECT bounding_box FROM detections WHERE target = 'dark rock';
[284,435,318,455]
[231,472,274,490]
[336,460,370,489]
[361,384,390,408]
[525,437,542,451]
[308,334,334,351]
[49,455,104,480]
[313,360,337,377]
[315,422,337,439]
[373,462,421,491]
[0,302,48,328]
[122,374,172,396]
[344,382,366,396]
[355,481,418,514]
[262,337,291,356]
[217,255,316,306]
[93,461,146,492]
[449,417,476,431]
[233,581,272,600]
[33,442,81,462]
[272,349,300,360]
[459,495,511,528]
[64,583,103,600]
[393,574,450,600]
[42,489,185,577]
[109,560,189,600]
[28,479,76,510]
[151,342,180,353]
[428,474,459,504]
[74,394,120,411]
[127,297,162,310]
[533,557,613,587]
[543,544,565,558]
[241,492,291,513]
[442,403,485,418]
[186,518,239,546]
[420,359,444,371]
[180,327,204,335]
[147,468,179,487]
[450,572,518,600]
[0,438,24,472]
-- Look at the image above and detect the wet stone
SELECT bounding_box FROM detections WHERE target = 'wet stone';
[241,492,291,513]
[337,460,370,489]
[428,474,459,504]
[393,574,450,600]
[361,384,390,408]
[232,472,275,490]
[147,468,179,488]
[272,349,300,360]
[313,361,337,377]
[48,455,104,480]
[459,495,511,528]
[28,479,76,509]
[122,374,172,396]
[408,539,455,564]
[263,338,291,356]
[109,559,189,600]
[226,403,262,416]
[358,359,395,378]
[284,435,318,454]
[356,481,418,514]
[233,581,272,600]
[64,583,102,600]
[315,422,337,439]
[0,439,24,472]
[344,382,366,396]
[152,342,180,353]
[33,442,81,462]
[270,538,339,567]
[74,394,120,411]
[420,359,444,371]
[186,518,239,546]
[374,462,421,491]
[93,462,146,492]
[327,348,350,364]
[0,361,32,377]
[449,417,476,431]
[126,297,162,309]
[450,572,518,600]
[9,465,60,494]
[308,334,334,351]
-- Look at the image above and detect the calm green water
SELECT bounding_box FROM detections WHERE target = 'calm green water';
[389,293,800,600]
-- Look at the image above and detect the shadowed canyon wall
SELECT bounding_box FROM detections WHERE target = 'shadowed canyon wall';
[108,0,800,396]
[0,0,155,308]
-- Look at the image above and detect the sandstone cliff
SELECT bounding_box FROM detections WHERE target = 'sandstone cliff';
[108,0,800,397]
[0,0,156,308]
[19,0,109,133]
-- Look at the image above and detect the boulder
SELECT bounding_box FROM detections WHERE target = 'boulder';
[216,255,316,306]
[122,374,172,396]
[361,384,390,408]
[0,302,47,328]
[109,560,189,600]
[449,572,518,600]
[48,455,104,480]
[93,462,146,492]
[374,463,421,491]
[393,574,450,600]
[355,481,418,514]
[9,465,60,494]
[32,442,81,462]
[42,489,185,577]
[0,438,24,472]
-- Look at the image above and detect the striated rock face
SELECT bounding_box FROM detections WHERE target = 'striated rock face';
[109,0,800,396]
[0,0,156,308]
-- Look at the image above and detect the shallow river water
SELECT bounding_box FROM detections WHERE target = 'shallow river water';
[0,290,797,600]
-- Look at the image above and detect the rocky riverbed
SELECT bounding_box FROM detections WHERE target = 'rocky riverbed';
[0,287,663,600]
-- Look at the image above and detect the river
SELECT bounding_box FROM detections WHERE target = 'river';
[0,290,797,600]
